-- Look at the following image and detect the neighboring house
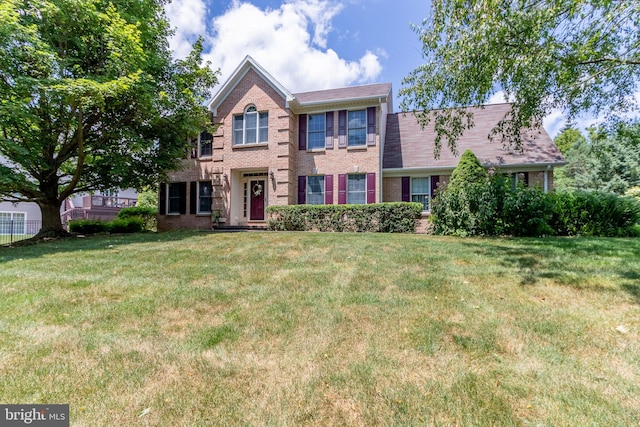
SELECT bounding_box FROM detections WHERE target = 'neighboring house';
[158,56,565,231]
[0,201,42,237]
[61,189,139,226]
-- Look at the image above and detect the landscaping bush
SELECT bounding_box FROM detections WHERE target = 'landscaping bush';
[117,206,157,231]
[549,191,640,237]
[266,203,422,233]
[68,219,110,234]
[501,185,555,237]
[107,218,144,233]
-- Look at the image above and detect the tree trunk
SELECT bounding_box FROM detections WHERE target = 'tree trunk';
[36,199,68,238]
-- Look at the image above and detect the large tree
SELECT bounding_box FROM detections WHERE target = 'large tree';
[400,0,640,156]
[0,0,218,237]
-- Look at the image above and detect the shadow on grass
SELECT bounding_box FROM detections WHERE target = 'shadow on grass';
[0,231,208,264]
[468,237,640,303]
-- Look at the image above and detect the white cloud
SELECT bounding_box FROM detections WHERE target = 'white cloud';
[165,0,383,93]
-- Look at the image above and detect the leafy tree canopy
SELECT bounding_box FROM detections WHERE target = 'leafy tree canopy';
[555,122,640,194]
[554,126,587,155]
[400,0,640,157]
[0,0,218,236]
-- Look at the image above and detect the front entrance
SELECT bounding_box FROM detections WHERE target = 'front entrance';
[249,179,265,221]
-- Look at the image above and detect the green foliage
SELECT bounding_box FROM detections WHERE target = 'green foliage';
[69,217,144,234]
[554,127,586,155]
[68,220,110,234]
[266,203,423,233]
[400,1,640,154]
[136,188,158,209]
[0,0,218,235]
[556,122,640,195]
[117,206,157,231]
[549,192,640,237]
[432,177,640,237]
[448,150,488,192]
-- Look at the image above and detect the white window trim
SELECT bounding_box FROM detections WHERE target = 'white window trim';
[411,176,431,212]
[0,211,27,235]
[199,131,213,158]
[233,105,268,146]
[307,113,326,151]
[347,109,367,147]
[347,173,367,204]
[197,181,212,214]
[306,175,325,205]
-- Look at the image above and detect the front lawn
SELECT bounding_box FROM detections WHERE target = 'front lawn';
[1,232,638,425]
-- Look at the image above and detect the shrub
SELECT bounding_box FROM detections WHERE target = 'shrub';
[448,149,488,192]
[501,185,555,237]
[117,206,157,231]
[266,203,422,233]
[69,220,110,234]
[549,191,640,237]
[108,218,144,233]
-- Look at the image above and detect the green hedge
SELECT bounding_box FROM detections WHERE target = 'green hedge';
[69,217,145,234]
[266,203,423,233]
[431,176,640,237]
[117,206,157,231]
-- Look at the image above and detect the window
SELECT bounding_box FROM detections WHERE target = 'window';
[308,114,325,150]
[199,131,213,157]
[411,177,431,211]
[0,212,26,235]
[233,105,268,145]
[347,174,366,204]
[198,181,212,213]
[306,176,325,205]
[348,110,366,147]
[168,183,183,214]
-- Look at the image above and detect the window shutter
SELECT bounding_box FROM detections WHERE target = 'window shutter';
[338,174,347,204]
[298,176,306,204]
[189,181,197,214]
[338,110,347,148]
[325,111,334,149]
[179,182,187,215]
[325,174,333,204]
[430,175,440,198]
[159,183,167,215]
[367,107,376,146]
[366,172,376,204]
[401,176,410,202]
[299,114,307,150]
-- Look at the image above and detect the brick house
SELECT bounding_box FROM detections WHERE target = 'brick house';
[158,56,565,231]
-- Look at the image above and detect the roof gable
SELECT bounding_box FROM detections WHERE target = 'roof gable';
[208,56,294,115]
[384,104,565,171]
[291,83,392,111]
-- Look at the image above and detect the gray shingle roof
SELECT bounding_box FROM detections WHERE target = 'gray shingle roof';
[294,83,392,105]
[383,104,565,170]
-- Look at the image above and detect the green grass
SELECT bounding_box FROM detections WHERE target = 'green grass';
[1,231,639,426]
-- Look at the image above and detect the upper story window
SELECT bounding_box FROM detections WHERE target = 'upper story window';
[308,114,325,150]
[348,110,366,147]
[233,105,268,145]
[199,131,213,157]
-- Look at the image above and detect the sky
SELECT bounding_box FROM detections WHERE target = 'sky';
[163,0,602,138]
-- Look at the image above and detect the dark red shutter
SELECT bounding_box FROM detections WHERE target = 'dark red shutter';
[402,176,411,202]
[299,114,307,150]
[325,111,334,149]
[366,173,376,204]
[338,110,347,148]
[189,181,197,214]
[338,174,347,204]
[325,175,333,204]
[159,183,167,215]
[178,182,187,215]
[298,176,306,204]
[430,175,440,198]
[367,107,376,146]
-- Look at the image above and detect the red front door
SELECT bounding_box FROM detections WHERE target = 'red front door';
[250,180,265,221]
